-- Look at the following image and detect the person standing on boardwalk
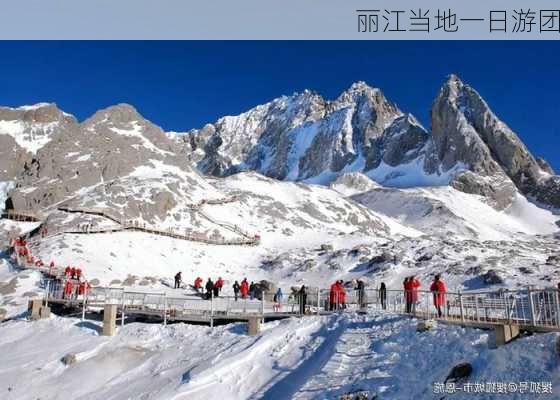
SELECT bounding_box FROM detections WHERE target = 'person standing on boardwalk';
[298,285,307,315]
[409,276,421,315]
[240,278,249,299]
[430,274,446,318]
[233,280,240,301]
[273,288,283,312]
[174,272,182,289]
[205,278,214,300]
[379,282,387,310]
[249,281,255,300]
[403,277,412,313]
[356,280,366,308]
[194,277,203,294]
[338,280,346,309]
[329,281,339,311]
[215,277,224,294]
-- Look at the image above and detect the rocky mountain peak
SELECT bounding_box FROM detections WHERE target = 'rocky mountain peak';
[83,103,145,128]
[0,102,76,125]
[431,75,560,209]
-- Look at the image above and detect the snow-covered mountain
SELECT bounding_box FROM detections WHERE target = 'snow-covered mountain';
[175,75,560,212]
[1,74,559,292]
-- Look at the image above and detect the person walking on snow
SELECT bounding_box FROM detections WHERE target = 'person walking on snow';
[430,274,446,318]
[379,282,387,310]
[240,278,249,299]
[233,280,240,301]
[205,278,214,300]
[174,272,182,289]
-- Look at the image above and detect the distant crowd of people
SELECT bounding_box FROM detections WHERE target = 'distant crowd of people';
[12,237,92,301]
[170,271,448,317]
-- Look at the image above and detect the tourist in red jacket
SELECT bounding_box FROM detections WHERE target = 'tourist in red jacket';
[64,266,72,278]
[240,278,249,298]
[409,276,421,314]
[338,281,346,309]
[63,280,74,299]
[194,277,203,293]
[329,282,340,310]
[430,274,446,318]
[215,277,224,293]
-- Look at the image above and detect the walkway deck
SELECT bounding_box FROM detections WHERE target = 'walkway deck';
[56,198,260,246]
[38,277,560,332]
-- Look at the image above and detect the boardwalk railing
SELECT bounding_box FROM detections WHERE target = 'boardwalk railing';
[56,200,261,246]
[38,276,560,331]
[352,288,560,331]
[1,210,44,222]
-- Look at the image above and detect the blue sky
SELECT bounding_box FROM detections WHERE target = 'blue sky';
[0,41,558,170]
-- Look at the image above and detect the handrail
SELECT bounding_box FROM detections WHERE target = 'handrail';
[56,200,261,246]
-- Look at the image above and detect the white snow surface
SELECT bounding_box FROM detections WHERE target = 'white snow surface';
[0,180,15,212]
[0,312,557,400]
[352,186,559,241]
[0,119,59,154]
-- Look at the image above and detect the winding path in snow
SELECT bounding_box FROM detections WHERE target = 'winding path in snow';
[3,197,261,247]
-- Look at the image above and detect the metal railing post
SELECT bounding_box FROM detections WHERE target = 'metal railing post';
[121,295,126,326]
[528,287,536,326]
[459,291,464,323]
[44,279,50,307]
[163,293,167,326]
[82,292,87,321]
[505,290,511,324]
[556,290,560,328]
[474,294,480,322]
[210,290,214,328]
[261,293,265,317]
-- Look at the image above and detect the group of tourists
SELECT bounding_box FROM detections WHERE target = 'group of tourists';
[11,236,93,301]
[170,269,448,317]
[401,274,447,317]
[232,278,253,300]
[174,273,227,300]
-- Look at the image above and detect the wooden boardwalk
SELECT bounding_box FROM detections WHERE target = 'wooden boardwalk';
[1,210,44,222]
[56,199,261,246]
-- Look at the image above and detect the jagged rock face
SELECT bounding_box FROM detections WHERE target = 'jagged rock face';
[431,75,560,209]
[536,157,555,175]
[181,82,417,182]
[6,104,205,212]
[365,114,431,171]
[430,76,517,209]
[0,135,28,181]
[0,103,77,181]
[329,172,381,197]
